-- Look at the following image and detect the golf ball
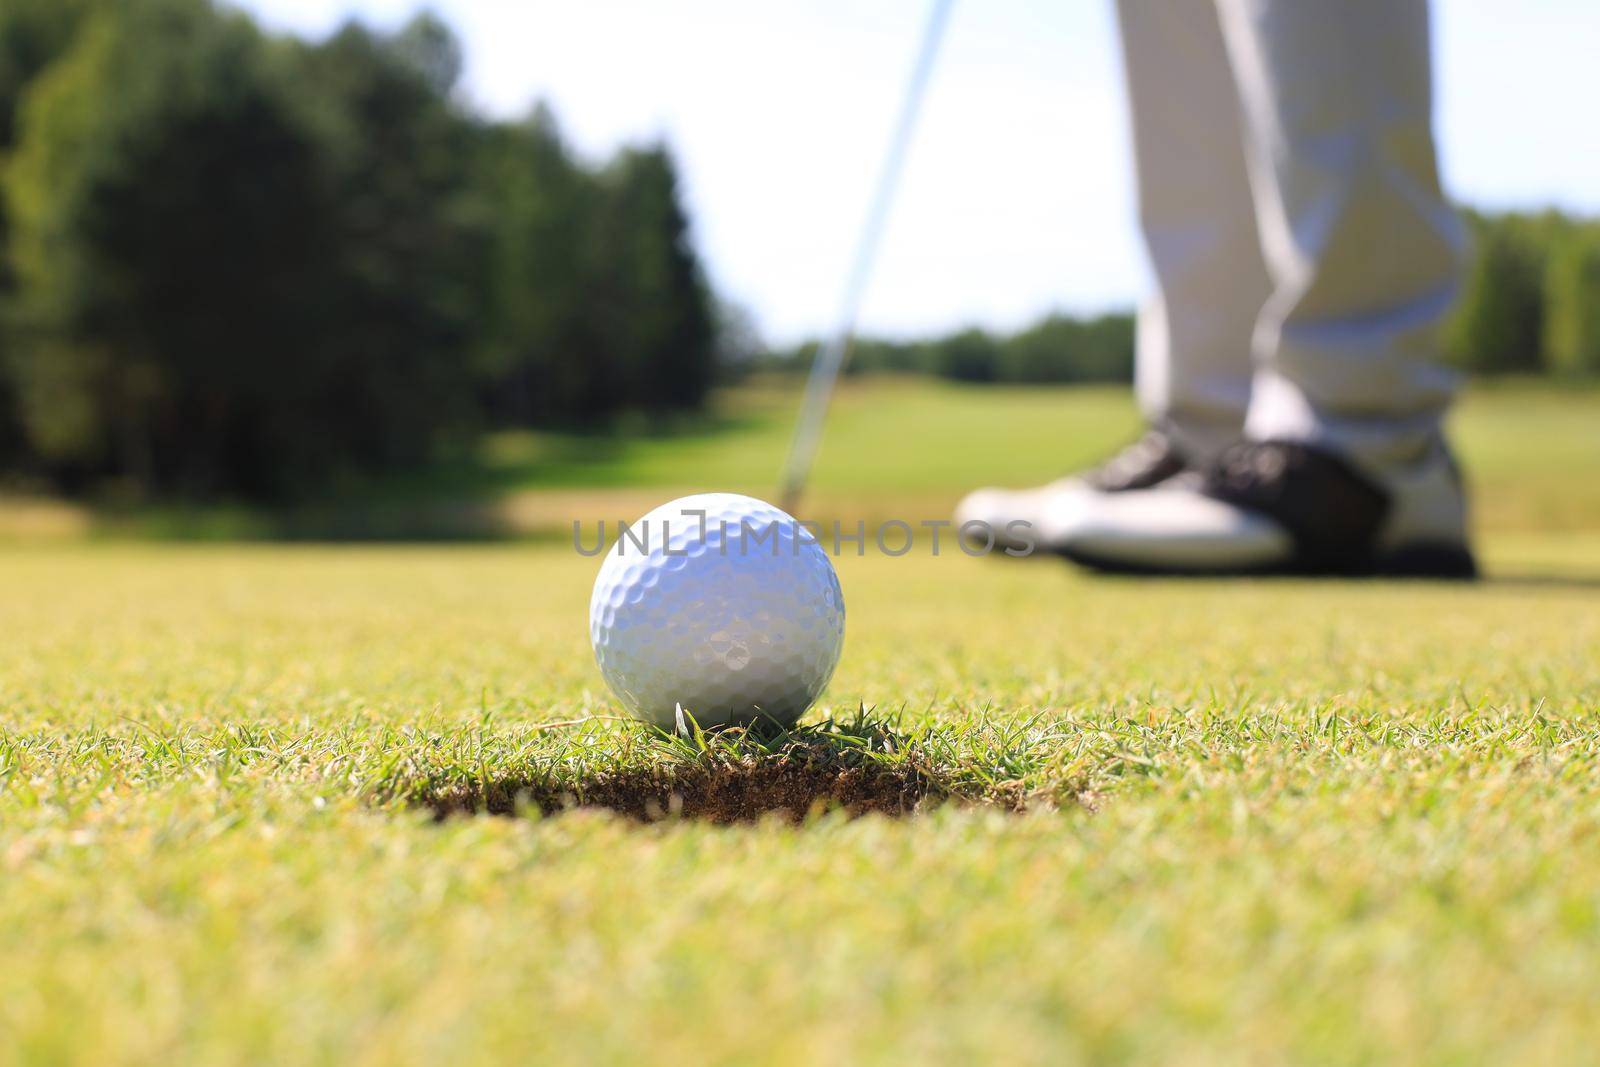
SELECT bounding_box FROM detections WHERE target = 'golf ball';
[588,493,845,729]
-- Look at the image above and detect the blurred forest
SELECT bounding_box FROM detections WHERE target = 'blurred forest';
[770,210,1600,388]
[0,1,1596,505]
[764,314,1138,385]
[0,0,719,500]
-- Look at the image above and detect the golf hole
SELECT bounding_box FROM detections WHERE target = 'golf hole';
[420,756,953,824]
[404,716,1083,825]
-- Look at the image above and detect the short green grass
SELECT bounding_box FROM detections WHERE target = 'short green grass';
[2,381,1599,1064]
[480,375,1600,534]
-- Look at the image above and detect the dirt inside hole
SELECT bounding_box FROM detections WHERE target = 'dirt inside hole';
[407,715,1086,824]
[421,754,957,824]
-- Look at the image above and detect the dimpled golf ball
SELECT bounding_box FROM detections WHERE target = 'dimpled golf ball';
[589,493,845,729]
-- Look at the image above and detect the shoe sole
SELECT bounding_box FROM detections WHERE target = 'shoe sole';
[1055,541,1478,580]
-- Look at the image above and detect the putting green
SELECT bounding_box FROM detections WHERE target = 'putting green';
[1,380,1597,1064]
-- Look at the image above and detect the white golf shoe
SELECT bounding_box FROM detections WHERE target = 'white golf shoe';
[1052,438,1477,578]
[953,430,1191,552]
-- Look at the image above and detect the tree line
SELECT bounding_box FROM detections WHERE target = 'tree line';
[1447,208,1600,376]
[767,209,1600,386]
[762,313,1137,385]
[2,2,1595,504]
[0,1,722,500]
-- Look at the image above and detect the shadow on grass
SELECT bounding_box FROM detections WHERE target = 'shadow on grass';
[84,405,775,543]
[1484,573,1600,592]
[1079,568,1600,591]
[415,715,1047,825]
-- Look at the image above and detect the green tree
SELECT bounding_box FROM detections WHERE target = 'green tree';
[1545,226,1600,377]
[933,328,1000,382]
[0,0,100,464]
[4,4,489,497]
[1443,210,1568,374]
[592,145,717,415]
[476,105,606,423]
[998,313,1134,383]
[385,10,463,97]
[5,0,334,493]
[0,0,97,151]
[770,312,1135,385]
[712,299,764,379]
[1076,313,1137,381]
[287,15,490,477]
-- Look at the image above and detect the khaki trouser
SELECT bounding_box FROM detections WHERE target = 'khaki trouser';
[1116,0,1465,474]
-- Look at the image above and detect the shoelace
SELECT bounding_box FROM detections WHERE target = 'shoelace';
[1085,430,1187,492]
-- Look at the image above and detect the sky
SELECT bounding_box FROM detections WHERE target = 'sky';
[235,0,1600,344]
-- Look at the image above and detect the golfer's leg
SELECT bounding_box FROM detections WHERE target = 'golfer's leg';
[1215,0,1466,472]
[1116,0,1271,464]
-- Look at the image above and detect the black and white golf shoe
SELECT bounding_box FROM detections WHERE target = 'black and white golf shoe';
[1051,438,1478,578]
[953,429,1190,552]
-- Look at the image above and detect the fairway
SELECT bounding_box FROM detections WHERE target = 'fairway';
[3,381,1599,1064]
[489,377,1600,539]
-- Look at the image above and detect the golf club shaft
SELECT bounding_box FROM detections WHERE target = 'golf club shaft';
[778,0,956,515]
